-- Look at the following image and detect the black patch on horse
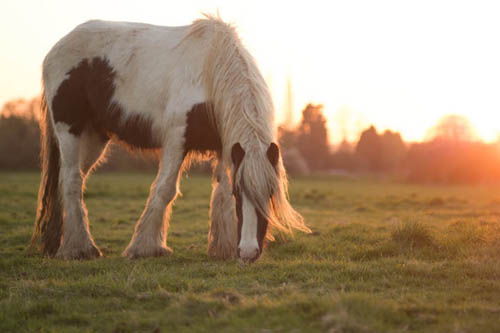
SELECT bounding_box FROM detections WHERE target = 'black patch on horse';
[267,143,280,168]
[230,143,245,246]
[183,103,222,155]
[256,212,268,253]
[52,56,159,149]
[234,190,243,246]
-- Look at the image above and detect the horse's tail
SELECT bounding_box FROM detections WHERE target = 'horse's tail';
[30,85,63,256]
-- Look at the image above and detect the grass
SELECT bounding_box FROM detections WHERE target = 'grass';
[1,171,500,332]
[391,220,436,249]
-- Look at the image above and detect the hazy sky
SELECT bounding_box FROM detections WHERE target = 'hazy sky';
[1,0,500,143]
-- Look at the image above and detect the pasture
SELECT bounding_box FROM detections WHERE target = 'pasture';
[1,172,500,332]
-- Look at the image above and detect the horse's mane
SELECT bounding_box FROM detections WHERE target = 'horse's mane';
[183,14,310,238]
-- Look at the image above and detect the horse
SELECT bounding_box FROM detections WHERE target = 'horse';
[31,15,311,263]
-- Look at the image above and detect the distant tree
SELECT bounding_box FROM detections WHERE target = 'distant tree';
[404,114,500,183]
[1,97,41,120]
[330,139,359,170]
[380,130,406,171]
[0,96,156,172]
[356,125,382,170]
[355,126,406,172]
[405,140,500,183]
[278,125,298,150]
[0,98,41,169]
[426,114,477,142]
[337,139,353,153]
[296,103,330,170]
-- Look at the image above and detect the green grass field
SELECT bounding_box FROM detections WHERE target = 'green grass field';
[1,172,500,332]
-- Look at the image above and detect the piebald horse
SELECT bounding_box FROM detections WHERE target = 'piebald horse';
[32,16,310,263]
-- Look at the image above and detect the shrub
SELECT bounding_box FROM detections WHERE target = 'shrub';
[391,220,435,249]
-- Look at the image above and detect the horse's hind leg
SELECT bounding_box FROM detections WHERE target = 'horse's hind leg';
[54,124,103,259]
[80,128,109,178]
[123,144,184,259]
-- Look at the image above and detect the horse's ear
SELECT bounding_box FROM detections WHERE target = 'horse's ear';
[267,142,279,167]
[231,142,245,169]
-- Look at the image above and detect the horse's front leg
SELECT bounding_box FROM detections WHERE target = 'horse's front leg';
[123,146,184,259]
[208,161,238,259]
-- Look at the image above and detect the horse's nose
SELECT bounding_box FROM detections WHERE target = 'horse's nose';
[238,246,260,263]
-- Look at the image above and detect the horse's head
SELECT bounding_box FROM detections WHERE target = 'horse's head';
[231,142,280,263]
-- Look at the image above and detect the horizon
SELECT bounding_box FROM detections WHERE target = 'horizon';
[1,0,500,144]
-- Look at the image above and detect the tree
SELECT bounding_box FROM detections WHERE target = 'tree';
[0,96,157,172]
[404,114,496,183]
[426,114,477,142]
[0,98,41,169]
[355,126,406,172]
[296,104,330,170]
[356,125,382,170]
[278,125,298,150]
[1,97,41,120]
[330,139,359,170]
[380,130,406,171]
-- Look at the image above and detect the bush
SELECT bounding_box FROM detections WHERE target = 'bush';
[391,220,435,249]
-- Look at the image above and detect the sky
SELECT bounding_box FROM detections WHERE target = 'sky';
[1,0,500,143]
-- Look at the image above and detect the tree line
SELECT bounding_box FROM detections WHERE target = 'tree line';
[2,97,500,183]
[279,103,500,183]
[0,97,156,172]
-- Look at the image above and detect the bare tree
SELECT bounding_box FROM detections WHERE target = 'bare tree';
[426,114,477,142]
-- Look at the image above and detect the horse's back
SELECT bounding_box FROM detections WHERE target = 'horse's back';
[43,20,189,97]
[42,20,207,149]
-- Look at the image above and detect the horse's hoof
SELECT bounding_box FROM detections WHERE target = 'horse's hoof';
[207,244,237,260]
[55,244,102,260]
[122,245,173,259]
[207,235,238,260]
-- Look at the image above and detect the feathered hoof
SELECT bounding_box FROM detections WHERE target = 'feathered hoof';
[122,245,173,259]
[55,243,102,260]
[207,243,237,260]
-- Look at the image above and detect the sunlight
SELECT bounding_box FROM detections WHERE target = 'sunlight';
[1,0,500,143]
[471,115,500,143]
[3,3,500,331]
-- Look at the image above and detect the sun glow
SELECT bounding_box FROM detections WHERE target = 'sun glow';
[1,0,500,144]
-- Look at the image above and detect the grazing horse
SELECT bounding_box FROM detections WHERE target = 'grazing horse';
[31,15,310,263]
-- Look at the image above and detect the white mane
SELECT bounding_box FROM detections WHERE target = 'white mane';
[183,15,310,238]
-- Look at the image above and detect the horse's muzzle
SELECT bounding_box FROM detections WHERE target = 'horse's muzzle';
[238,246,260,263]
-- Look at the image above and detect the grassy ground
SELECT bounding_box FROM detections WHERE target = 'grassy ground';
[1,171,500,332]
